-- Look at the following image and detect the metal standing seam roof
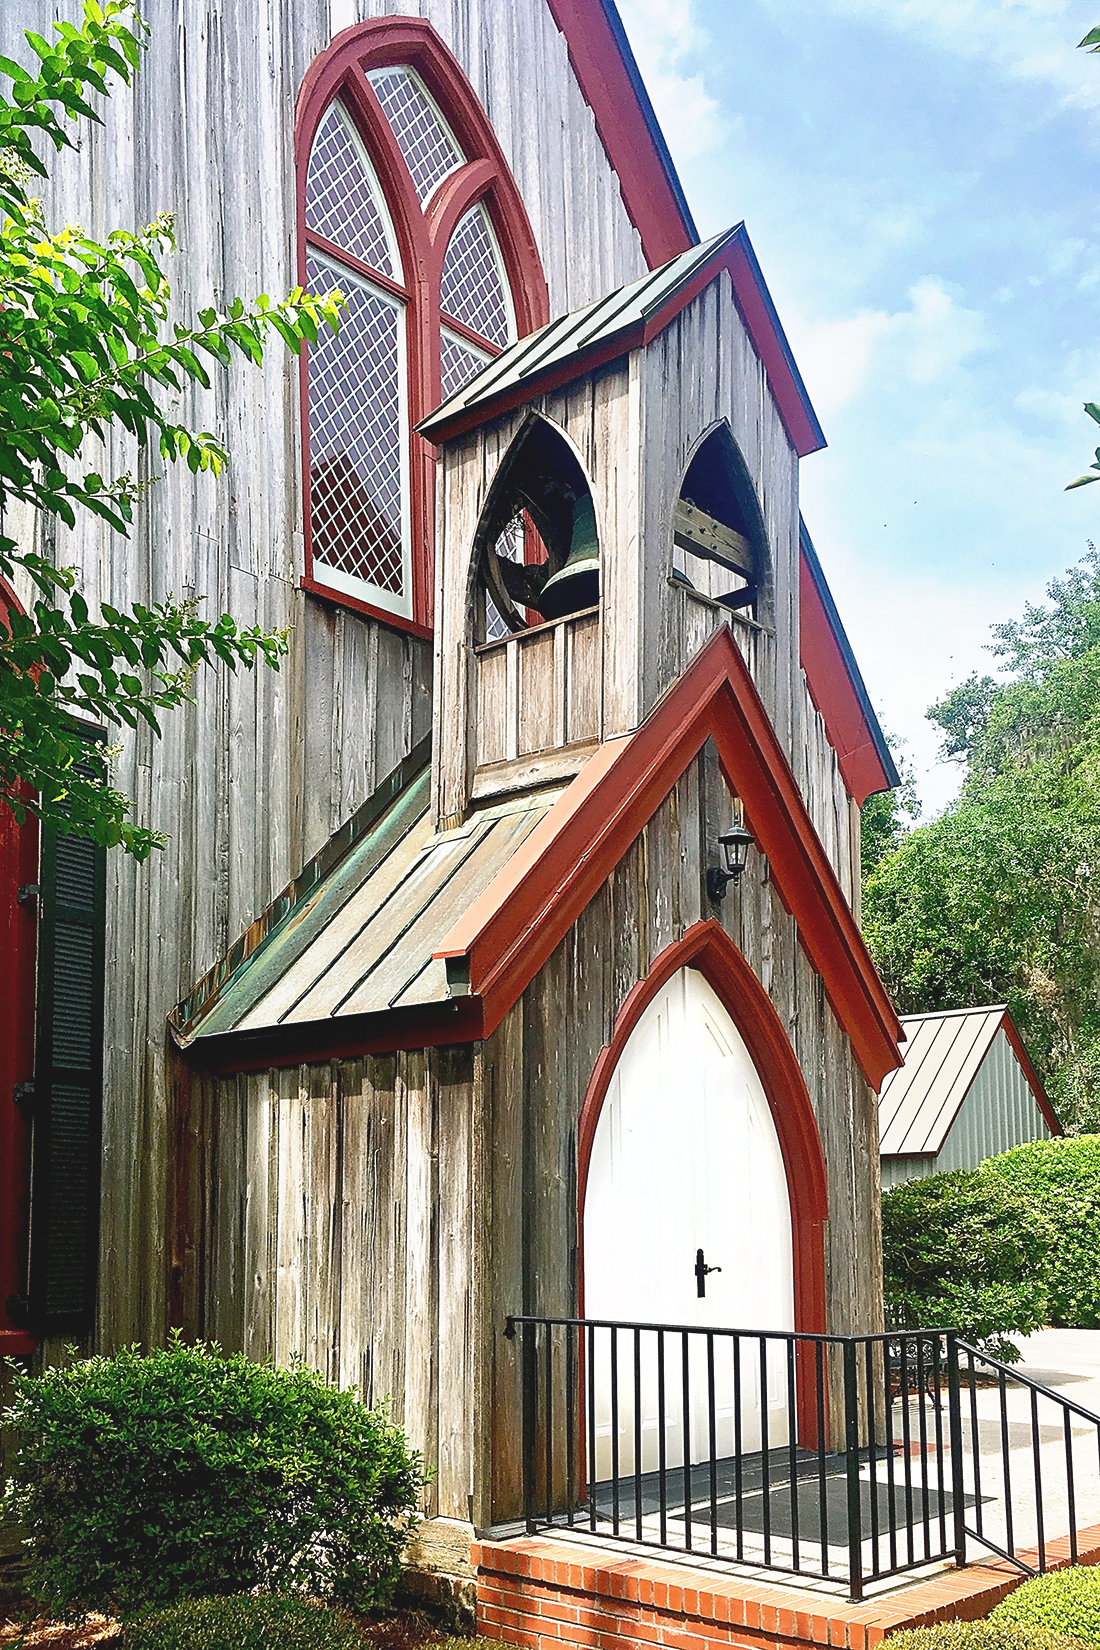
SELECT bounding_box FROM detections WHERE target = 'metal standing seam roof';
[417,227,741,440]
[877,1006,1013,1157]
[171,765,556,1046]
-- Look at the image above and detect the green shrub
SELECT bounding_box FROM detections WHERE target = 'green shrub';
[881,1168,1055,1359]
[119,1595,364,1650]
[980,1136,1100,1329]
[2,1334,425,1619]
[884,1620,1087,1650]
[992,1567,1100,1644]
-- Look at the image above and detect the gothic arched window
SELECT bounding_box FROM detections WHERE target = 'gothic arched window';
[297,21,548,634]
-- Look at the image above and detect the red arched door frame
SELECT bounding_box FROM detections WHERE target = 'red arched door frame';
[0,577,37,1356]
[577,919,828,1343]
[295,18,550,635]
[577,920,829,1444]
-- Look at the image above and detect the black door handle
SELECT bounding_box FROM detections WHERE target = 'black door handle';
[695,1247,722,1297]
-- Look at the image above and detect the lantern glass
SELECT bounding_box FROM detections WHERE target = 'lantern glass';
[718,824,755,878]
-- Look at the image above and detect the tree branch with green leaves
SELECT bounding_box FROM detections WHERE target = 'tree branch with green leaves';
[0,0,343,857]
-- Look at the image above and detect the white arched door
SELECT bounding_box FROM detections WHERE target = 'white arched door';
[584,968,795,1476]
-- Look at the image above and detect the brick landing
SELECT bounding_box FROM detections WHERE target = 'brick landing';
[473,1528,1100,1650]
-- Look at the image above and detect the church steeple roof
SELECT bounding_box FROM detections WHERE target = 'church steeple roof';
[418,225,826,458]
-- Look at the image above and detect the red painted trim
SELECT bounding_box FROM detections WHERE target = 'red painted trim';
[723,237,824,459]
[1001,1013,1062,1137]
[0,577,38,1355]
[799,552,891,808]
[543,0,693,268]
[576,920,828,1319]
[436,626,904,1090]
[299,575,434,642]
[422,229,825,459]
[294,18,549,635]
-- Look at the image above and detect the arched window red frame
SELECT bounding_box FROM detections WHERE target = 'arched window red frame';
[295,19,550,637]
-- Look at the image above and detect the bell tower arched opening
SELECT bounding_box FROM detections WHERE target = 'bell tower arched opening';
[472,417,600,643]
[672,422,768,623]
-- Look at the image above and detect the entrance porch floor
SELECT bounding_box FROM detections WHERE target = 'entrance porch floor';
[473,1524,1100,1650]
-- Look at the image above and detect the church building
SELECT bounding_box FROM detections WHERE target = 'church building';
[0,0,904,1594]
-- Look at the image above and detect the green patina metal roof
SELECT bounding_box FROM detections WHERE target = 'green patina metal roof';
[418,227,740,442]
[170,740,558,1050]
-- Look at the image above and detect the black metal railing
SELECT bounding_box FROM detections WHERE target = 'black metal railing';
[955,1340,1100,1577]
[506,1315,1100,1600]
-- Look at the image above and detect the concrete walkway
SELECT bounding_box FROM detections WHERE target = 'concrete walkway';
[912,1327,1100,1571]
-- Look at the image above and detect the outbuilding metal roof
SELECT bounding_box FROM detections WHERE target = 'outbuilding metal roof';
[878,1005,1053,1157]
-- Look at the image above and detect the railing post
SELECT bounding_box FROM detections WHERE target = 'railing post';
[946,1331,967,1570]
[844,1337,864,1600]
[521,1319,538,1534]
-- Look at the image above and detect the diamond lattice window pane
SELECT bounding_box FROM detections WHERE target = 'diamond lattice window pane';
[485,515,524,642]
[440,328,490,403]
[307,252,409,610]
[306,102,397,277]
[440,206,512,349]
[367,66,463,203]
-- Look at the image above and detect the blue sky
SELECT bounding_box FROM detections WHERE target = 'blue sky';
[616,0,1099,812]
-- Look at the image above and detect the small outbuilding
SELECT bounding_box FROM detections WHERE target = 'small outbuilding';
[878,1004,1061,1189]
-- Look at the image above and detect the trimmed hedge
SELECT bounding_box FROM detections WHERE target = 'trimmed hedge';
[979,1137,1100,1329]
[2,1335,425,1618]
[881,1168,1055,1358]
[884,1619,1087,1650]
[119,1596,364,1650]
[992,1567,1100,1644]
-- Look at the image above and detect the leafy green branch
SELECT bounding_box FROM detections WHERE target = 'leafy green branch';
[1066,403,1100,491]
[0,0,344,857]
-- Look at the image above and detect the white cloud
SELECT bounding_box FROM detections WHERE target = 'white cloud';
[616,0,726,159]
[784,279,987,416]
[819,0,1099,105]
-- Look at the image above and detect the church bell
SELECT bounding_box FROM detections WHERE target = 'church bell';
[537,493,600,620]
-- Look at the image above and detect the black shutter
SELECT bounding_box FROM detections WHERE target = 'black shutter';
[27,747,106,1333]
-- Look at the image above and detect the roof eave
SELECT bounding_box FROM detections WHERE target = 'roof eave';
[175,996,485,1075]
[435,624,904,1090]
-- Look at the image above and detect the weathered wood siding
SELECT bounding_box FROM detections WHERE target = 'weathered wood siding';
[186,742,881,1520]
[482,741,882,1514]
[174,1045,490,1522]
[474,610,601,770]
[0,0,649,1355]
[434,363,642,825]
[434,274,805,827]
[797,675,859,908]
[637,274,801,750]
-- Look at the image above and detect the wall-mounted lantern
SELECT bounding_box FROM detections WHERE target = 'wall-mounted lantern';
[706,823,755,902]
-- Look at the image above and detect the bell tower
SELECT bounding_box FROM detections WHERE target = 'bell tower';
[420,227,805,832]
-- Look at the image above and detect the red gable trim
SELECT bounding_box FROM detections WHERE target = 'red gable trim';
[436,625,904,1090]
[1001,1012,1063,1137]
[800,553,893,807]
[543,0,694,268]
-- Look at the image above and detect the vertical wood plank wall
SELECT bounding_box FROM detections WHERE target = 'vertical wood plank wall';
[435,275,808,828]
[176,1047,488,1523]
[189,743,881,1524]
[0,0,649,1355]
